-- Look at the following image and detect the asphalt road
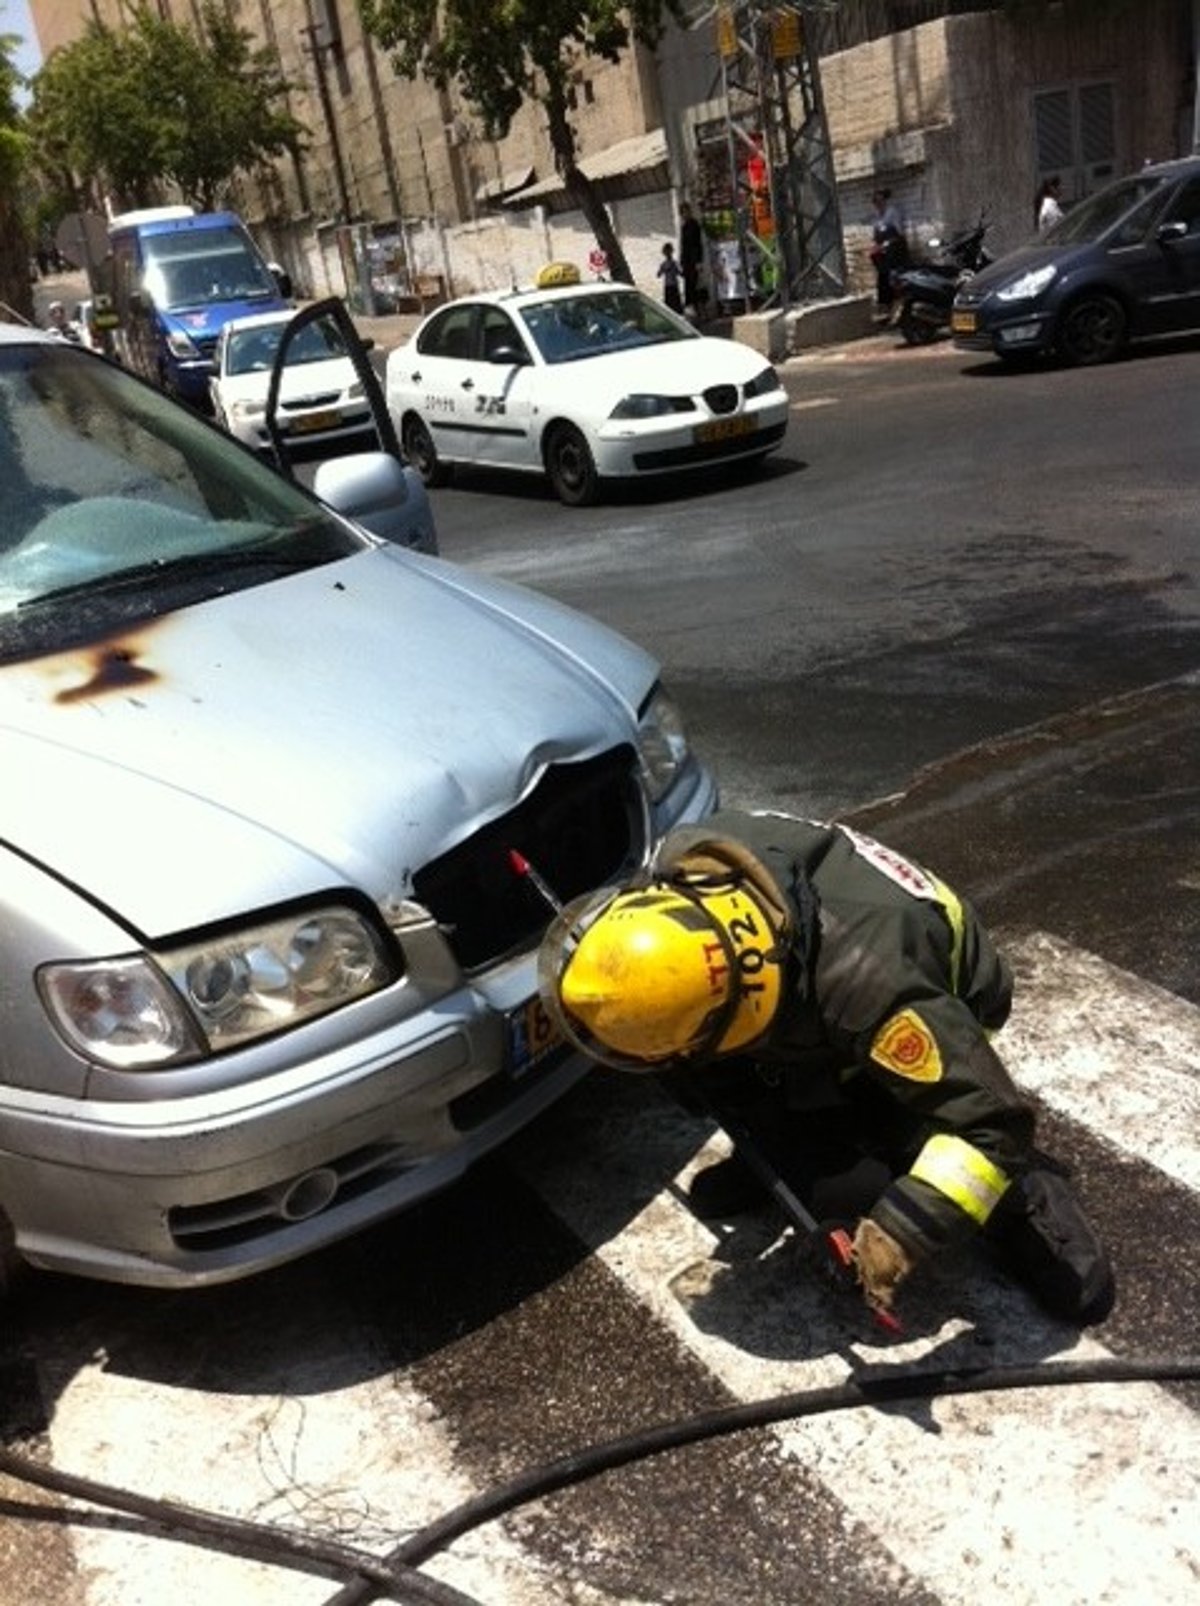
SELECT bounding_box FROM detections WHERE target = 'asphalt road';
[1,324,1197,1606]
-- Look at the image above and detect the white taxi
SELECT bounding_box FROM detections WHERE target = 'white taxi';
[210,307,375,455]
[384,265,790,505]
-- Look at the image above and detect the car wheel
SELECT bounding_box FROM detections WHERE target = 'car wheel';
[544,423,600,507]
[1056,294,1127,366]
[401,414,451,487]
[899,301,941,345]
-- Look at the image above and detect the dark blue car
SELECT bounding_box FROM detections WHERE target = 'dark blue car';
[952,156,1200,366]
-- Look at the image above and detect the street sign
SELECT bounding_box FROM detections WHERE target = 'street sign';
[55,212,109,274]
[587,248,608,275]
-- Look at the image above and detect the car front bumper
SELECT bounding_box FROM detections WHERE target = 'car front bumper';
[590,394,790,477]
[0,762,719,1288]
[0,961,590,1287]
[952,304,1055,355]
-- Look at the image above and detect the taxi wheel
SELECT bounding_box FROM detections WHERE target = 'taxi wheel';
[545,423,599,507]
[402,414,451,487]
[1056,294,1126,366]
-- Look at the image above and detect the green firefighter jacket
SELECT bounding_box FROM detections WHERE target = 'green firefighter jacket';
[655,809,1037,1260]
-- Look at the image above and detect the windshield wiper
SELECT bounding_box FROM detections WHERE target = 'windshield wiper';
[16,546,321,612]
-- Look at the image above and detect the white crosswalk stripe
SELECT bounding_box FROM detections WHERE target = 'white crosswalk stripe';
[22,932,1200,1604]
[999,928,1200,1189]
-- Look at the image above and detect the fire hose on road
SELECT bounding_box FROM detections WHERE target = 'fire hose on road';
[0,1353,1197,1606]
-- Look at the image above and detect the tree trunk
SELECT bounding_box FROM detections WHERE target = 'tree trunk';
[544,85,634,285]
[0,193,32,322]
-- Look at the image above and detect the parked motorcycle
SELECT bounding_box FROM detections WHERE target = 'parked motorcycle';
[893,215,992,345]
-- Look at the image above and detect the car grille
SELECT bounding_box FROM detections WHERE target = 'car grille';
[283,390,340,411]
[413,747,644,971]
[704,383,739,415]
[193,334,219,360]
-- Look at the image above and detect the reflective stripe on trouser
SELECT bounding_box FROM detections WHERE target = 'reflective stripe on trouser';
[909,1132,1010,1225]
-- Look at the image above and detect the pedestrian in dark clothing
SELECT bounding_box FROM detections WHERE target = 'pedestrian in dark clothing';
[679,202,705,315]
[657,241,684,314]
[540,809,1114,1327]
[870,187,909,320]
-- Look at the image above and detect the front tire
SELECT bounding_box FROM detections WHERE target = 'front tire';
[544,422,600,507]
[402,413,451,488]
[1056,294,1127,366]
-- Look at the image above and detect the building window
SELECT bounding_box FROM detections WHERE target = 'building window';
[1033,81,1117,203]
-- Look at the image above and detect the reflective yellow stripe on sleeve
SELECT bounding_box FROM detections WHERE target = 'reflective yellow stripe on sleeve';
[909,1133,1011,1225]
[928,873,965,996]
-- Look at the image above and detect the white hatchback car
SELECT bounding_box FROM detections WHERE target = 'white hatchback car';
[211,307,375,455]
[385,275,791,504]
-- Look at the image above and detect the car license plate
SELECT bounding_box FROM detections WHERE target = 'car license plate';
[951,309,977,334]
[289,409,339,434]
[695,415,753,444]
[506,994,566,1076]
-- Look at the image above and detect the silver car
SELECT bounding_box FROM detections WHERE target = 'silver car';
[0,324,716,1291]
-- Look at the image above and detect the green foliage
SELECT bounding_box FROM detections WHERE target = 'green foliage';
[0,31,32,318]
[357,2,681,281]
[26,2,306,212]
[359,0,677,143]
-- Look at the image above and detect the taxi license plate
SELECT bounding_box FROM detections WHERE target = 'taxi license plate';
[289,409,339,434]
[506,994,566,1077]
[951,309,977,335]
[695,415,753,445]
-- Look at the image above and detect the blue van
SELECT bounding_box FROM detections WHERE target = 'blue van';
[108,208,291,408]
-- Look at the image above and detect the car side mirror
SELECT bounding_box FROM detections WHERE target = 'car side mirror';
[489,344,528,366]
[1157,219,1189,244]
[272,267,294,299]
[313,451,438,555]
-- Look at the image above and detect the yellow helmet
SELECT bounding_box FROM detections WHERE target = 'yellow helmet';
[538,872,786,1070]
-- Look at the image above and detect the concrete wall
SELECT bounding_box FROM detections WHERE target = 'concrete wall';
[820,6,1193,290]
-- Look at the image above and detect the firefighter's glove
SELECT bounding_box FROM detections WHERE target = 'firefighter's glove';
[851,1217,915,1315]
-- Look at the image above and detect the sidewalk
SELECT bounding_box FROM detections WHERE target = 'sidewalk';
[28,268,897,365]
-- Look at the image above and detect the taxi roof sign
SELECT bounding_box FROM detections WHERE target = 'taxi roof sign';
[534,261,581,288]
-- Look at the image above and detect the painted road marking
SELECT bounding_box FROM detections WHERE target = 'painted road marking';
[999,928,1200,1190]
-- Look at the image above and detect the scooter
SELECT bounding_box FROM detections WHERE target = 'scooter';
[893,214,991,345]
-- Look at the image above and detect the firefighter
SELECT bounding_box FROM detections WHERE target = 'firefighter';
[538,810,1114,1325]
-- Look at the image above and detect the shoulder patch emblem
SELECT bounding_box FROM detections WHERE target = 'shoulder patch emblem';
[870,1008,944,1082]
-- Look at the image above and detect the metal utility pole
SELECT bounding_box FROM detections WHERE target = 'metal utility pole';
[714,2,845,309]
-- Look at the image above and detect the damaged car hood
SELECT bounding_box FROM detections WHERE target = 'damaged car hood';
[0,546,655,939]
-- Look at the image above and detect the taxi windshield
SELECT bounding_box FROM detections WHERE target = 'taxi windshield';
[519,289,697,364]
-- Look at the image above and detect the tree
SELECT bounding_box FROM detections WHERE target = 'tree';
[27,3,305,215]
[359,0,683,285]
[0,32,32,321]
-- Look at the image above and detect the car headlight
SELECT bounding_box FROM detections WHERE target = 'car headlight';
[609,394,694,419]
[637,686,693,802]
[231,397,268,421]
[38,905,395,1070]
[996,265,1058,303]
[166,330,201,359]
[744,365,781,397]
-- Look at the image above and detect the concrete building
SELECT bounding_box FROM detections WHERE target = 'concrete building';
[27,2,1200,325]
